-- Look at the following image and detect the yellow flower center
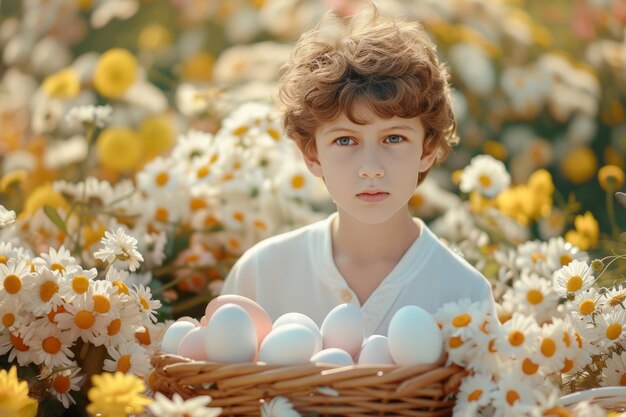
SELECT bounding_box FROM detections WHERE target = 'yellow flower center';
[291,175,305,189]
[531,252,546,263]
[566,275,583,292]
[190,198,207,211]
[540,338,556,357]
[267,128,280,141]
[560,358,574,373]
[11,334,29,351]
[197,166,210,179]
[578,299,595,315]
[559,255,573,266]
[522,358,538,375]
[233,211,245,222]
[448,336,464,348]
[562,332,571,347]
[574,332,583,349]
[544,407,573,417]
[452,313,472,327]
[42,68,81,99]
[113,281,129,295]
[478,175,492,187]
[93,295,111,314]
[0,255,7,264]
[51,263,65,273]
[155,172,169,187]
[117,355,131,373]
[467,389,482,401]
[2,313,15,327]
[135,328,151,345]
[139,297,150,310]
[253,220,267,231]
[96,127,142,173]
[506,390,520,406]
[93,48,138,98]
[40,281,59,302]
[53,375,71,393]
[72,275,89,294]
[606,323,622,340]
[3,274,21,294]
[508,331,524,346]
[232,126,248,136]
[527,289,543,305]
[620,373,626,386]
[75,310,95,329]
[609,292,626,307]
[42,336,61,354]
[108,319,122,336]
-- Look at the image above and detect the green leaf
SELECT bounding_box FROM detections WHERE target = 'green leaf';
[43,205,68,233]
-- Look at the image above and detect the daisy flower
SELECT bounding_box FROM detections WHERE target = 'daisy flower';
[91,304,141,349]
[148,392,222,417]
[491,369,540,416]
[145,196,190,230]
[261,396,301,417]
[0,297,21,333]
[105,267,132,297]
[187,154,221,188]
[87,372,153,417]
[55,296,106,344]
[22,267,64,316]
[0,241,23,265]
[454,372,497,414]
[42,364,83,408]
[533,320,568,374]
[600,284,626,312]
[552,260,594,298]
[88,279,120,316]
[94,227,143,272]
[65,104,112,128]
[59,265,98,303]
[132,285,161,323]
[138,230,167,269]
[595,309,626,348]
[1,327,36,366]
[0,205,16,228]
[171,129,216,163]
[103,342,150,377]
[459,154,511,198]
[515,240,550,277]
[276,161,315,200]
[601,351,626,387]
[27,318,74,367]
[0,259,34,303]
[435,298,491,340]
[495,313,541,358]
[568,288,600,320]
[545,236,588,274]
[32,245,77,275]
[506,271,559,324]
[137,156,186,195]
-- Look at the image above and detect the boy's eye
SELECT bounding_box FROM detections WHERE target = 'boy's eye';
[386,135,404,144]
[335,137,354,146]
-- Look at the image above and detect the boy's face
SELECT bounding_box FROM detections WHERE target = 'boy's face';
[303,100,437,224]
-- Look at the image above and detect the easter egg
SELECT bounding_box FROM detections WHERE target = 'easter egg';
[387,305,443,366]
[320,303,365,357]
[204,295,272,347]
[160,321,195,354]
[205,304,257,363]
[258,324,317,365]
[178,326,209,361]
[273,312,323,353]
[358,335,394,365]
[311,348,354,366]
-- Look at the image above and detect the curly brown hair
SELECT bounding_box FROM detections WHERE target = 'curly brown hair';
[277,4,458,185]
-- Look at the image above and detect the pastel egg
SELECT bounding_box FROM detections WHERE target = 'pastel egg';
[358,335,394,365]
[178,326,209,361]
[388,306,443,366]
[160,321,196,354]
[205,295,272,347]
[320,304,365,357]
[311,348,354,366]
[205,304,257,363]
[258,324,317,365]
[273,312,323,353]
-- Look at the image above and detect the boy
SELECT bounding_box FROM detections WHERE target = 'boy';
[221,4,497,335]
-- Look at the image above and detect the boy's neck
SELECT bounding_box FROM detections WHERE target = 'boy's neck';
[331,208,421,264]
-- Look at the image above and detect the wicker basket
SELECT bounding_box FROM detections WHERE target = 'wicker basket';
[151,352,466,417]
[560,386,626,412]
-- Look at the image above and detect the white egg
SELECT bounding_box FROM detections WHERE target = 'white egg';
[387,305,443,366]
[204,304,257,363]
[258,323,317,365]
[311,348,354,366]
[178,326,209,361]
[358,335,394,365]
[273,312,323,353]
[160,321,196,354]
[320,303,365,357]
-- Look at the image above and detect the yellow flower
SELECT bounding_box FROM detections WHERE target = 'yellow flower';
[24,184,68,215]
[181,52,214,82]
[482,140,508,161]
[93,48,138,99]
[138,24,173,50]
[0,366,38,417]
[560,146,598,184]
[496,186,530,226]
[0,169,28,193]
[139,115,175,159]
[565,211,599,250]
[87,372,152,417]
[42,68,81,99]
[527,169,554,197]
[598,165,625,192]
[97,127,142,172]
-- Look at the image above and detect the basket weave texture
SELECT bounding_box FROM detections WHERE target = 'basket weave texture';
[151,352,466,417]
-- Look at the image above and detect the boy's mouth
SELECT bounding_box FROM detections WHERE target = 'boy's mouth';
[356,191,389,202]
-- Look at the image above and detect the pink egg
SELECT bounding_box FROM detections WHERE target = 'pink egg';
[200,315,208,326]
[205,295,272,347]
[178,326,209,361]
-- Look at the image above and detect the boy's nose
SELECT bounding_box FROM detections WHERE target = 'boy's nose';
[358,167,384,178]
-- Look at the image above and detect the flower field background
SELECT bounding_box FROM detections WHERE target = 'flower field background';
[0,0,626,416]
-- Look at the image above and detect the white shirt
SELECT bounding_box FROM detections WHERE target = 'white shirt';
[221,212,497,336]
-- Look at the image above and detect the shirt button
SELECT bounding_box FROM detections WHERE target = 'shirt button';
[340,289,352,302]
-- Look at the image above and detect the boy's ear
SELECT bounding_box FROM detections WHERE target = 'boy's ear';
[418,147,438,173]
[300,147,324,178]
